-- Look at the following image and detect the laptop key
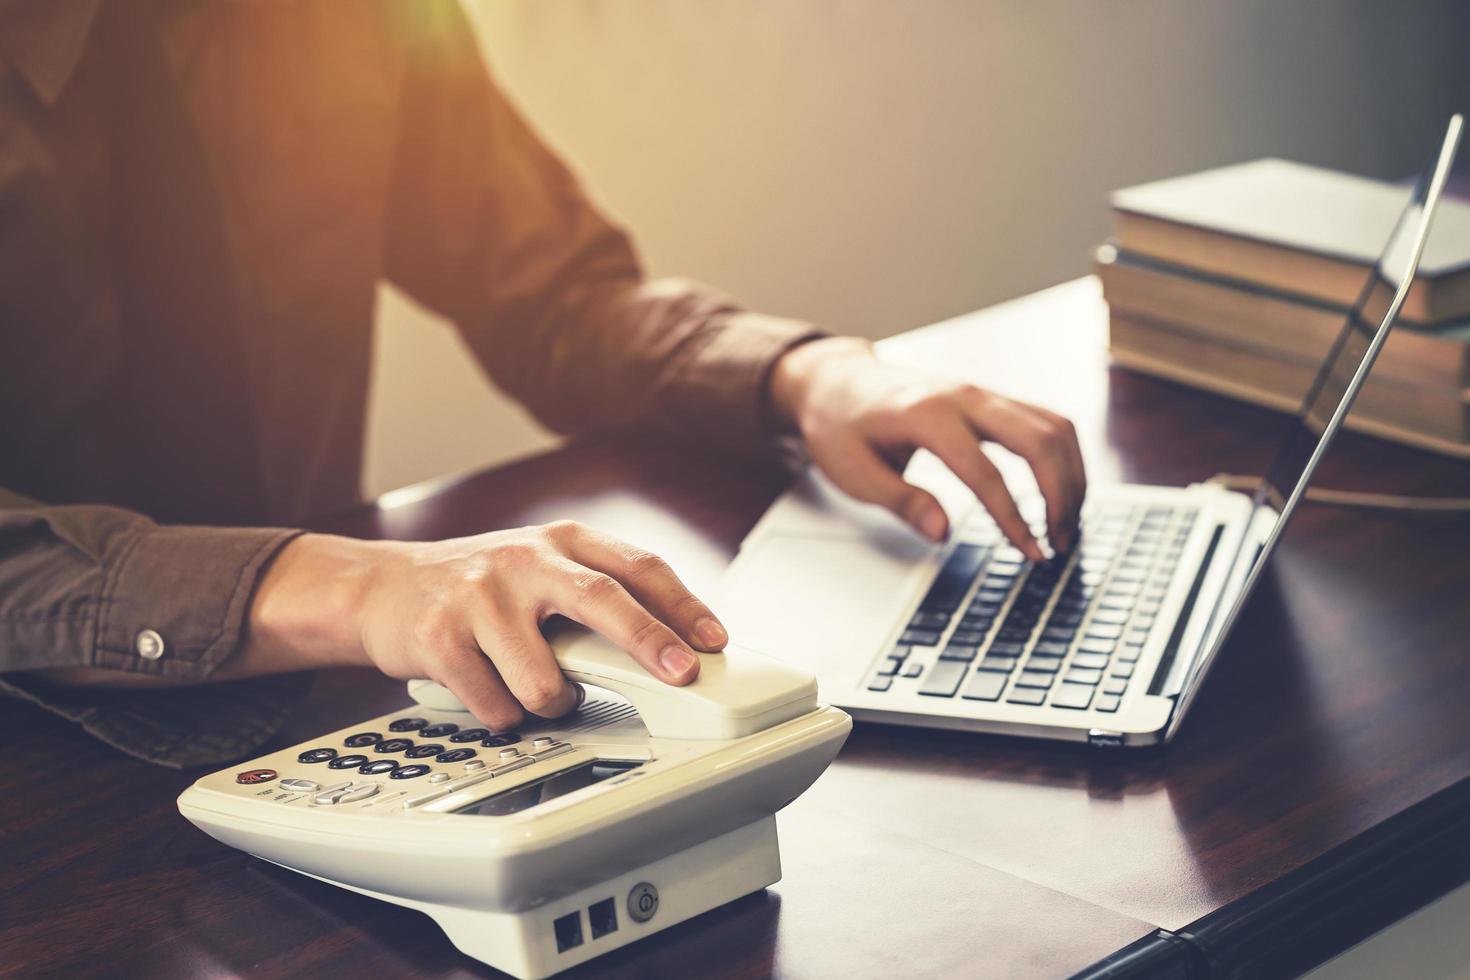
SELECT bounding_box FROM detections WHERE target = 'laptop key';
[1118,643,1144,663]
[918,659,969,697]
[962,671,1008,701]
[949,629,988,646]
[919,544,989,612]
[1033,640,1070,658]
[1095,693,1122,713]
[902,661,924,679]
[940,644,979,662]
[1006,687,1047,706]
[1050,683,1095,709]
[989,641,1026,658]
[867,674,893,692]
[1078,637,1116,655]
[900,628,943,646]
[1103,677,1128,695]
[878,657,903,676]
[1085,623,1124,641]
[1041,626,1076,643]
[1064,667,1104,686]
[909,611,951,630]
[1090,608,1129,625]
[1025,655,1064,673]
[1070,652,1109,671]
[977,656,1019,673]
[1015,670,1055,689]
[1110,662,1136,679]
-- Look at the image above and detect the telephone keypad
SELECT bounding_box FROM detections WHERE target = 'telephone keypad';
[360,760,399,776]
[328,754,370,770]
[297,748,337,764]
[450,728,490,743]
[344,732,381,748]
[420,723,459,738]
[404,743,444,759]
[388,718,428,732]
[435,748,476,764]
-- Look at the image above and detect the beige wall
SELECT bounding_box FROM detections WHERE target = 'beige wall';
[364,0,1470,498]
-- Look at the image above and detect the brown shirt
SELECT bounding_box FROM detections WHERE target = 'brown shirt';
[0,0,816,767]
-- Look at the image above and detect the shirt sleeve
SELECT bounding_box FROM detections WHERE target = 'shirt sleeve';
[0,488,309,768]
[381,1,824,447]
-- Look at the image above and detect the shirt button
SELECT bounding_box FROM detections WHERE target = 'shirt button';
[135,629,166,660]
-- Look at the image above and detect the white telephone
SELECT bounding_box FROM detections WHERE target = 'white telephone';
[177,627,851,979]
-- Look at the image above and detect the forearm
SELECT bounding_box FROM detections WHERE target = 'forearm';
[216,533,386,680]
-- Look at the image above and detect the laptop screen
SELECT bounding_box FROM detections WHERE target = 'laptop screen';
[1167,115,1464,737]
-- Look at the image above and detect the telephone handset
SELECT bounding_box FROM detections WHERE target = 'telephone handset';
[407,623,819,740]
[178,626,850,979]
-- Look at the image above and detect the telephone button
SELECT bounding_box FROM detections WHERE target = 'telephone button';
[390,764,432,780]
[327,754,370,770]
[419,723,459,738]
[337,785,379,804]
[359,760,399,776]
[450,728,489,743]
[464,760,486,772]
[388,718,428,732]
[374,738,415,754]
[235,769,277,785]
[531,737,555,750]
[404,743,444,759]
[481,733,522,748]
[497,748,522,760]
[435,748,476,764]
[279,778,320,793]
[297,748,337,765]
[343,732,382,748]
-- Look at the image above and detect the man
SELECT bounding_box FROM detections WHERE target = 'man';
[0,0,1085,768]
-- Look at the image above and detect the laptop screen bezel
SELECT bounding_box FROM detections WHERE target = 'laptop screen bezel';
[1163,114,1464,742]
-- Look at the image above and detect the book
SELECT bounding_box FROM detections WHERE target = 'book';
[1111,159,1470,324]
[1095,245,1470,388]
[1107,312,1470,459]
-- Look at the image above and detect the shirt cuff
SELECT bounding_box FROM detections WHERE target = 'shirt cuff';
[663,310,828,448]
[91,525,304,680]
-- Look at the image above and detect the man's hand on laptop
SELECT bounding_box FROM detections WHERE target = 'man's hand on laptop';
[769,336,1086,559]
[234,523,728,726]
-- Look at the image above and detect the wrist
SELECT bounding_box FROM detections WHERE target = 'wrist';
[769,335,875,430]
[243,532,388,672]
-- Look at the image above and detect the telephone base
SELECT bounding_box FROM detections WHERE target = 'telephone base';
[290,815,781,979]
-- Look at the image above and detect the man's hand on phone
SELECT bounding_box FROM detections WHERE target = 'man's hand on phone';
[240,522,727,727]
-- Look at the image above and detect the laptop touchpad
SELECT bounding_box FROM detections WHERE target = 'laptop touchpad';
[716,530,933,682]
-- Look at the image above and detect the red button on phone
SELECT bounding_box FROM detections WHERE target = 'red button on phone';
[236,769,277,784]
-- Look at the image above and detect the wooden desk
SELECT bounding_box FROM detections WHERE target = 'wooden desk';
[6,278,1470,978]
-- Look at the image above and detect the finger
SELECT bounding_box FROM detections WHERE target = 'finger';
[962,392,1084,553]
[425,637,526,731]
[1030,405,1089,537]
[551,523,727,651]
[811,435,950,542]
[908,411,1043,561]
[473,614,580,720]
[543,558,702,686]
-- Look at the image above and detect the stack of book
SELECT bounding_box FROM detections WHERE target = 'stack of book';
[1098,159,1470,458]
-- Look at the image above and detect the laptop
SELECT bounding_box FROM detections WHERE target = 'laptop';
[716,116,1462,748]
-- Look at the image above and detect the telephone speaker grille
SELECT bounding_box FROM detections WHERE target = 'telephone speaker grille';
[566,700,640,733]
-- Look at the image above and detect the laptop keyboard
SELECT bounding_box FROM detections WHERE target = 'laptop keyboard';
[866,502,1198,713]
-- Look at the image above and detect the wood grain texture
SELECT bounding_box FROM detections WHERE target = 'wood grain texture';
[5,277,1469,978]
